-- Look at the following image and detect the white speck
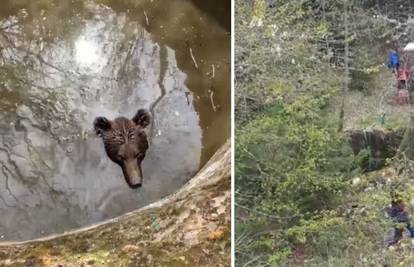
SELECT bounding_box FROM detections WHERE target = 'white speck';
[74,37,103,72]
[175,111,179,116]
[157,130,162,136]
[276,45,282,57]
[352,177,361,185]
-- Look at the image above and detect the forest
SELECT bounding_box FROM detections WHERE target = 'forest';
[235,0,414,266]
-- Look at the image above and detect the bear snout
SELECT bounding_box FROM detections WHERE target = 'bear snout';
[122,160,144,189]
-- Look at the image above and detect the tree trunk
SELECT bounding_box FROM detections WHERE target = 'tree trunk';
[338,0,350,132]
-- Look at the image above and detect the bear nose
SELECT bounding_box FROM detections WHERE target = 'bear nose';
[128,170,142,187]
[129,182,142,188]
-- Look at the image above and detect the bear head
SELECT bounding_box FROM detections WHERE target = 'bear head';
[93,109,150,188]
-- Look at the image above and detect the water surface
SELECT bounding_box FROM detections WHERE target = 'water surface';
[0,0,230,241]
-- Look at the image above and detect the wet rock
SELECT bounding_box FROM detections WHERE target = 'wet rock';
[346,129,403,170]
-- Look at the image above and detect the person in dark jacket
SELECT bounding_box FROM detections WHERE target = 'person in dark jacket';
[388,49,400,74]
[386,197,414,246]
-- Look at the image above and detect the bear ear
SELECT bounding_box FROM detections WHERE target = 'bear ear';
[94,117,111,135]
[132,109,150,128]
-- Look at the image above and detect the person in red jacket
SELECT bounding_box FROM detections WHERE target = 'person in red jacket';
[397,67,410,89]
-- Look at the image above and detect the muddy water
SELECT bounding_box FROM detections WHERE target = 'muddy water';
[0,0,230,241]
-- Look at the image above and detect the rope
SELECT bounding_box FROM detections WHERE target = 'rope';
[363,129,374,171]
[379,113,386,126]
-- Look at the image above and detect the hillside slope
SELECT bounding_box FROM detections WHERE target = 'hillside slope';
[235,1,414,266]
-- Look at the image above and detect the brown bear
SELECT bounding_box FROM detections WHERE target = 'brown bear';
[93,109,150,188]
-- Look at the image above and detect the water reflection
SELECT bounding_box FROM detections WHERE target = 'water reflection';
[0,1,229,241]
[74,37,102,71]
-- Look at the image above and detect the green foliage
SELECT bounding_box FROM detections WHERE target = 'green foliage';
[268,248,292,266]
[235,0,342,124]
[235,0,414,266]
[353,149,370,170]
[314,22,330,39]
[287,212,350,263]
[236,95,354,222]
[236,92,359,266]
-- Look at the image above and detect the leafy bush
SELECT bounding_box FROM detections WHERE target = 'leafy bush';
[236,96,355,223]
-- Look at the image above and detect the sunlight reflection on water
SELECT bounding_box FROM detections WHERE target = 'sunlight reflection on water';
[75,37,102,70]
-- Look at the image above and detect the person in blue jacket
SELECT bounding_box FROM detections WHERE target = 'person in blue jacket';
[386,196,414,246]
[388,49,400,73]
